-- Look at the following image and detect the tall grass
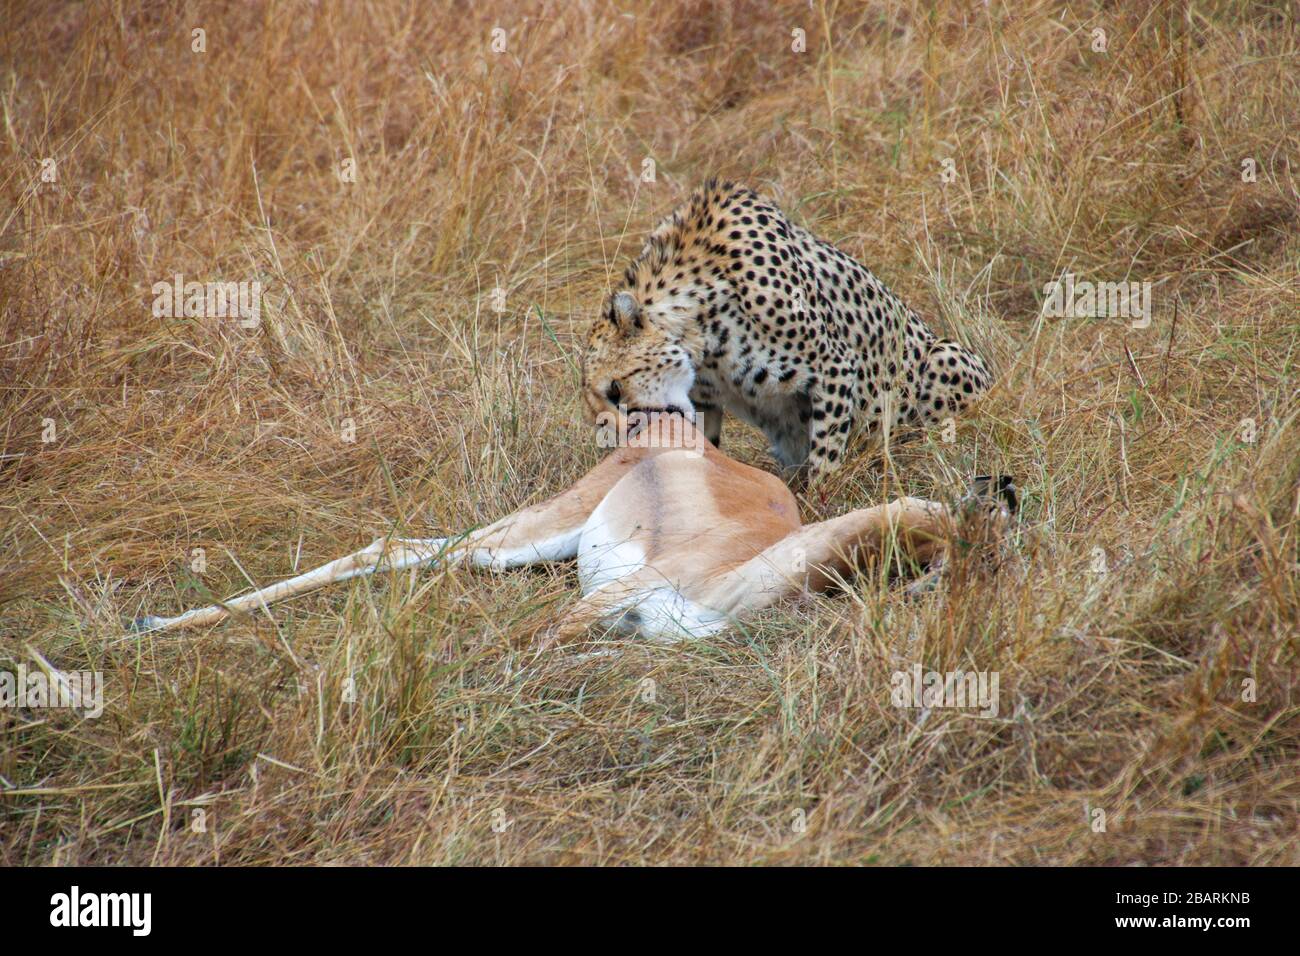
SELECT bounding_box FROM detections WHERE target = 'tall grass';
[1,0,1296,864]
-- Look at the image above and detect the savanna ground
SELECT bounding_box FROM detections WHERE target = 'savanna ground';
[1,0,1297,866]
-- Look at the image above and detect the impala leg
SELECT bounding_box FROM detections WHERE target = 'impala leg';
[450,447,646,571]
[133,447,650,633]
[537,585,636,650]
[691,496,955,618]
[130,536,454,633]
[542,579,719,648]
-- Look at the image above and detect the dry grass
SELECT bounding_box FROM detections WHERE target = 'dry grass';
[1,0,1297,865]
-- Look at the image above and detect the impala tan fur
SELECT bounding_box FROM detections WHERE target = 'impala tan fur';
[133,415,1011,642]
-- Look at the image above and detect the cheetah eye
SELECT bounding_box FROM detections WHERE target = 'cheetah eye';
[605,381,622,405]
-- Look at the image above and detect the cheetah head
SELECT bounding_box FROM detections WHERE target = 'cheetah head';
[580,291,696,431]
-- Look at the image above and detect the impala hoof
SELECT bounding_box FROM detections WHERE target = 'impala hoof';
[968,475,1018,515]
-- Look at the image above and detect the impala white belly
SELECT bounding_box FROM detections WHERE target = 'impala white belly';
[576,493,647,593]
[576,486,729,641]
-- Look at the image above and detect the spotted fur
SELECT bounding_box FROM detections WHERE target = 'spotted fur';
[580,180,992,475]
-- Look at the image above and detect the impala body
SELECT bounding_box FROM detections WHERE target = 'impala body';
[135,414,977,641]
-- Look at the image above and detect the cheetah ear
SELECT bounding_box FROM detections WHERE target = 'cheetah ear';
[609,291,644,333]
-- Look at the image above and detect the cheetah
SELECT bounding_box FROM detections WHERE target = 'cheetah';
[580,179,992,476]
